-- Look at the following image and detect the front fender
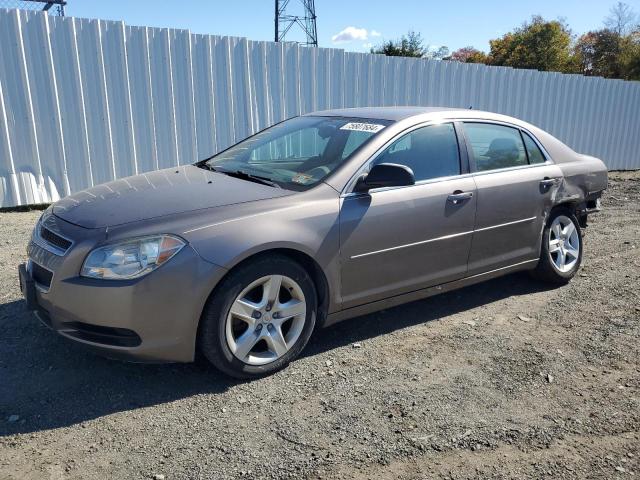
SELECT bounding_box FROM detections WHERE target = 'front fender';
[181,186,341,312]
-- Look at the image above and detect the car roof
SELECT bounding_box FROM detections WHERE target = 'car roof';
[306,106,473,121]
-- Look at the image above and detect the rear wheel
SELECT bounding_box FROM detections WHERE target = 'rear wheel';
[531,208,582,284]
[198,255,317,379]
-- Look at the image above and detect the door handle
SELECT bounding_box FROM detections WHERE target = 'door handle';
[539,177,559,188]
[447,191,473,204]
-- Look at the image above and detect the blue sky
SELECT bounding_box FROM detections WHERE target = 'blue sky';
[66,0,640,53]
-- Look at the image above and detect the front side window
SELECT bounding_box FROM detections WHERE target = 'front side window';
[372,123,461,181]
[204,116,390,191]
[464,123,527,171]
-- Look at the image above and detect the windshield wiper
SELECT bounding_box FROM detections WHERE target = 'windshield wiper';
[227,170,281,188]
[201,164,281,189]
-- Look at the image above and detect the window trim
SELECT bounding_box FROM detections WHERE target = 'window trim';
[519,130,531,164]
[459,119,553,175]
[342,120,467,196]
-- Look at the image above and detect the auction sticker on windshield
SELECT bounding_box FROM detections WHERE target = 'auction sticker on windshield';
[291,173,314,185]
[340,122,386,133]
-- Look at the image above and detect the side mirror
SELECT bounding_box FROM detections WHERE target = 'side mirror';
[354,163,415,192]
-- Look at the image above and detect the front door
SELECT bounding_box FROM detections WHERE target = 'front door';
[339,122,477,309]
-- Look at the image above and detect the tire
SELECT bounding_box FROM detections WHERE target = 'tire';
[531,207,583,284]
[198,254,317,379]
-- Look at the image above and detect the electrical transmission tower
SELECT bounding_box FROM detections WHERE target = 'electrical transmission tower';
[275,0,317,47]
[0,0,66,15]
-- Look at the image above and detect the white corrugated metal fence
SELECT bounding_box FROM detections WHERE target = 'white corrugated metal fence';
[1,8,639,207]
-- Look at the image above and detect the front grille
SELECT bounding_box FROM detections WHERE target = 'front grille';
[40,225,72,252]
[31,262,53,288]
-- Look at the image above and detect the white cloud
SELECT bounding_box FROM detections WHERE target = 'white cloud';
[370,30,381,37]
[332,26,369,43]
[362,42,373,50]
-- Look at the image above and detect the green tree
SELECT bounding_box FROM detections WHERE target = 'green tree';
[574,29,621,77]
[574,28,640,80]
[621,31,640,79]
[488,16,576,72]
[370,31,427,58]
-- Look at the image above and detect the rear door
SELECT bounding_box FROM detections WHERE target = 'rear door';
[462,122,563,274]
[339,122,477,308]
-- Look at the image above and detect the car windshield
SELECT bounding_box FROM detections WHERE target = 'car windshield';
[202,116,391,191]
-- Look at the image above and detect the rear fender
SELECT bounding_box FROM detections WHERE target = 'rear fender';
[553,154,608,226]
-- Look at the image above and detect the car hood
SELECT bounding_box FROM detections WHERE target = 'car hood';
[52,165,293,228]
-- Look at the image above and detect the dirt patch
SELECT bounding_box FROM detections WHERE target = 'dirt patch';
[0,173,638,479]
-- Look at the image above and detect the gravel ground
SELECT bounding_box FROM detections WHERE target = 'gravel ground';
[1,172,638,480]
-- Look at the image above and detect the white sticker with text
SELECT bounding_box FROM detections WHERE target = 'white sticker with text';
[340,122,385,133]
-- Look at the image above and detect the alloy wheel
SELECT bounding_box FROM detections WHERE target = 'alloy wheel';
[225,275,307,365]
[548,215,580,273]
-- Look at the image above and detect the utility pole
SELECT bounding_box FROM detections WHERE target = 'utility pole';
[275,0,318,47]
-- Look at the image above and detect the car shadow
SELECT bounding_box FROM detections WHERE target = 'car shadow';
[304,272,555,358]
[0,298,237,437]
[0,272,555,436]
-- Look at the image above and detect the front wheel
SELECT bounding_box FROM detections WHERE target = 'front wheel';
[198,255,317,379]
[531,208,583,284]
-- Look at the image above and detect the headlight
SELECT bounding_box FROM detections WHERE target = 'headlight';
[81,235,185,280]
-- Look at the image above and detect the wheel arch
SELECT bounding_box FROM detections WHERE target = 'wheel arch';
[551,199,580,213]
[196,247,331,344]
[551,199,587,227]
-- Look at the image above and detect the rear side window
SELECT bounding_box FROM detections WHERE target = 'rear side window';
[522,132,546,164]
[372,123,461,181]
[464,123,527,171]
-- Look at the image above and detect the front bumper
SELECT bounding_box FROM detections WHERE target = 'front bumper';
[20,218,227,363]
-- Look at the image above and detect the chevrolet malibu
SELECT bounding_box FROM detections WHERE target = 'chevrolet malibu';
[19,107,608,378]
